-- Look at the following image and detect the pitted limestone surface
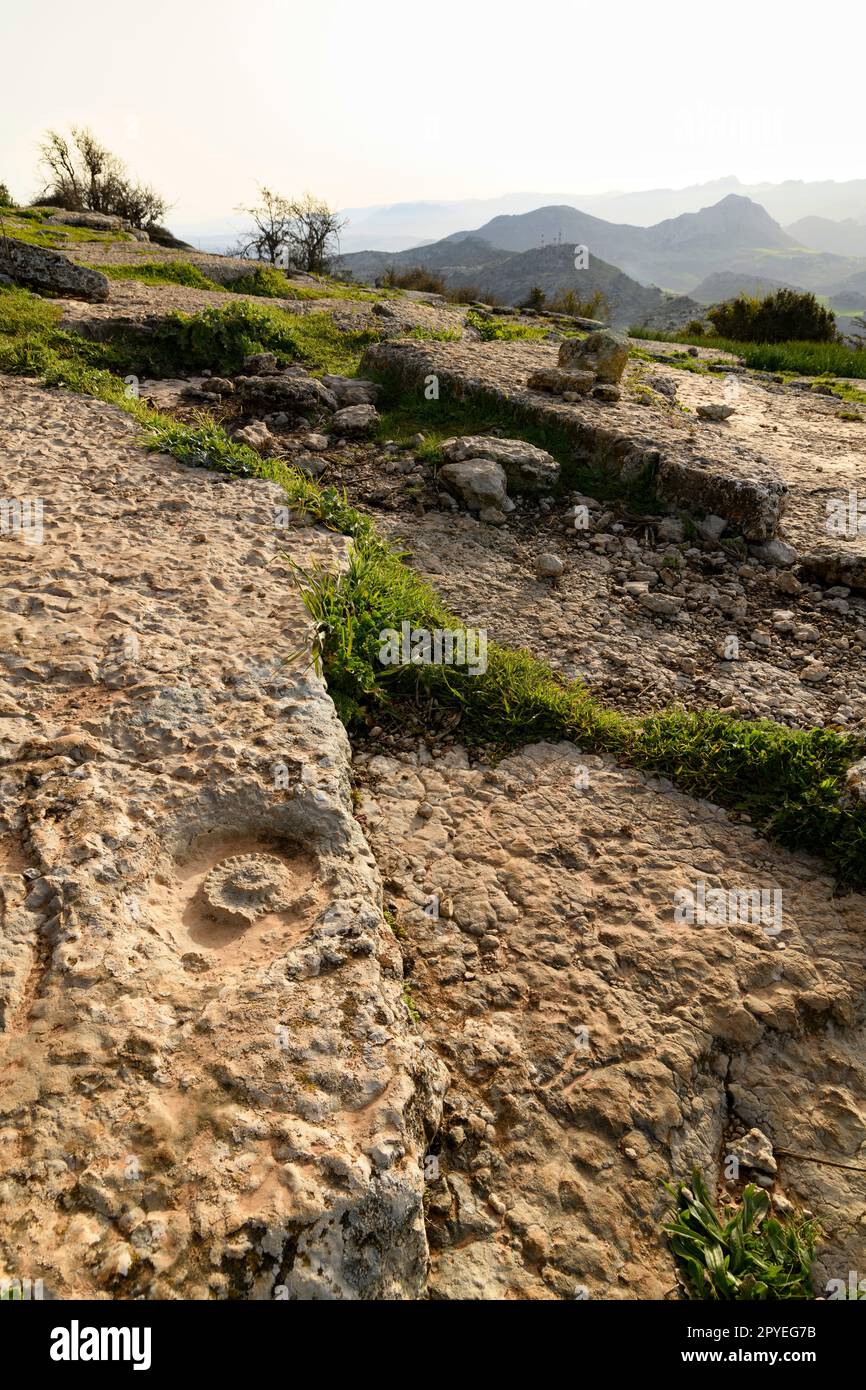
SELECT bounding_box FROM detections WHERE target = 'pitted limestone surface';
[0,376,446,1301]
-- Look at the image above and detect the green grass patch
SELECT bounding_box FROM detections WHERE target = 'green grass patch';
[465,309,551,342]
[87,260,222,290]
[629,326,866,379]
[225,272,396,304]
[665,1168,817,1300]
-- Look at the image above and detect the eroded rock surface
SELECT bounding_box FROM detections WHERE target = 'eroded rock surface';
[0,240,109,302]
[0,377,446,1299]
[362,338,790,540]
[358,741,866,1300]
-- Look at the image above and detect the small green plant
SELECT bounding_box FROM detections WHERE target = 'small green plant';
[664,1168,817,1300]
[402,984,420,1023]
[228,264,294,298]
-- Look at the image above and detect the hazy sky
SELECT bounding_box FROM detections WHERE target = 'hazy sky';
[3,0,864,228]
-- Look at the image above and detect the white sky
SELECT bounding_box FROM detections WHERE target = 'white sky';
[3,0,864,227]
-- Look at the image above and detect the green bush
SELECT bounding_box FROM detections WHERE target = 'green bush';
[0,183,13,208]
[521,285,547,311]
[547,287,608,320]
[709,289,838,344]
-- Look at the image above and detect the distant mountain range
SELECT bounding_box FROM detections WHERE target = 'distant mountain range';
[338,177,866,253]
[338,235,706,332]
[339,193,866,334]
[785,215,866,258]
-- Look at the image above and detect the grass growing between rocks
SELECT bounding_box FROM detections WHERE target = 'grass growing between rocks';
[664,1169,817,1300]
[2,284,865,888]
[0,286,371,535]
[0,208,128,249]
[0,287,380,379]
[465,310,551,342]
[297,530,866,888]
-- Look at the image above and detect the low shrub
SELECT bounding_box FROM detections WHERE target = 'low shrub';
[708,289,838,344]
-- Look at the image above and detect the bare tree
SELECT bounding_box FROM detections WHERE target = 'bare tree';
[38,129,84,208]
[235,187,294,264]
[286,194,345,274]
[36,126,168,228]
[236,188,345,272]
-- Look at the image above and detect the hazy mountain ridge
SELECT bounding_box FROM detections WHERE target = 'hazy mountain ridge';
[338,238,705,330]
[341,193,866,319]
[338,176,866,251]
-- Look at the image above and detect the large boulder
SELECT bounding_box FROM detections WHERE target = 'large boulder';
[527,367,595,398]
[320,375,383,407]
[558,329,630,384]
[439,459,513,513]
[441,435,559,492]
[0,239,109,302]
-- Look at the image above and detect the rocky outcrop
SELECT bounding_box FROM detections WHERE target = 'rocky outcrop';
[438,459,513,514]
[48,210,126,231]
[362,338,786,541]
[359,740,866,1300]
[0,238,109,302]
[235,372,339,414]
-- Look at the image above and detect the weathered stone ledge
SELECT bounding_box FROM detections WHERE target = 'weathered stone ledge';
[362,339,787,540]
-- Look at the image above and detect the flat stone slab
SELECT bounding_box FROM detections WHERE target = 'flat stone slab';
[667,365,866,586]
[0,377,445,1299]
